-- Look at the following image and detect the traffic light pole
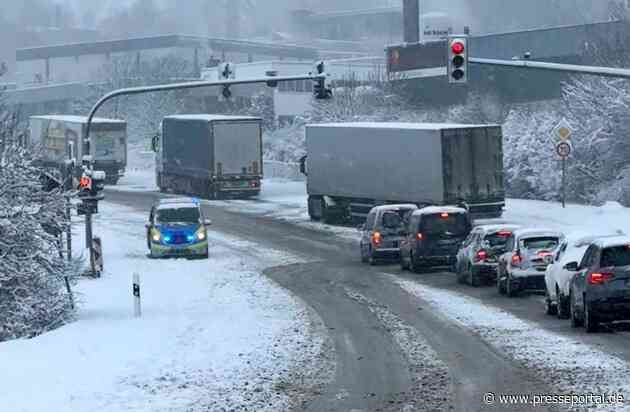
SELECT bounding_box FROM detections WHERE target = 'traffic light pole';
[80,72,328,278]
[469,57,630,79]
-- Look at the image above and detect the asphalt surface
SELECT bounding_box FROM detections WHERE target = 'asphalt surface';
[104,189,626,412]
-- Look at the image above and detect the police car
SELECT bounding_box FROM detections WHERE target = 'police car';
[146,197,211,258]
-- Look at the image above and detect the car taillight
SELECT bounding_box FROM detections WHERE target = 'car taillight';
[371,231,381,245]
[537,251,553,258]
[250,181,259,188]
[475,250,487,262]
[497,231,512,236]
[511,252,521,265]
[588,272,614,285]
[416,232,423,241]
[440,212,449,218]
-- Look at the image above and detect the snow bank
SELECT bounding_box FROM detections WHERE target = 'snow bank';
[394,277,630,411]
[0,202,329,412]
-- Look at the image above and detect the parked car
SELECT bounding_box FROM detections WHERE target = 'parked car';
[544,233,621,318]
[567,236,630,332]
[497,228,564,297]
[456,224,521,286]
[359,204,418,265]
[146,197,212,259]
[400,206,472,273]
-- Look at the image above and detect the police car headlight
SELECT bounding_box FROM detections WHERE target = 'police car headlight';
[195,228,206,241]
[151,229,161,242]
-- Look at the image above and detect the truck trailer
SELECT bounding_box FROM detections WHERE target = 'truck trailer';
[301,122,505,223]
[29,115,127,184]
[155,115,263,199]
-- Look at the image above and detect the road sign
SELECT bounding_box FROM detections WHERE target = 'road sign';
[552,118,572,141]
[556,141,572,158]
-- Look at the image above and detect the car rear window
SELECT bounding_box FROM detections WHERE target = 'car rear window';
[157,207,200,223]
[420,213,469,235]
[600,246,630,267]
[381,208,415,229]
[521,237,559,250]
[484,232,512,249]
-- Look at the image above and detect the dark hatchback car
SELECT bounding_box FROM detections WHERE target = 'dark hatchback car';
[455,224,521,286]
[359,204,418,265]
[567,236,630,333]
[400,206,472,273]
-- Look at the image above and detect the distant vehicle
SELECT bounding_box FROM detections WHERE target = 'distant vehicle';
[154,115,263,199]
[146,197,212,259]
[301,122,505,225]
[455,224,521,287]
[400,206,472,272]
[567,236,630,332]
[29,115,127,185]
[544,233,621,318]
[359,204,418,265]
[497,229,564,297]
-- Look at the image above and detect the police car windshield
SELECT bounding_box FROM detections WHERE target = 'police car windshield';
[157,207,200,224]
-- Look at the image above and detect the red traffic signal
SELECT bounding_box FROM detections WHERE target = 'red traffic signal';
[79,176,92,189]
[451,41,465,54]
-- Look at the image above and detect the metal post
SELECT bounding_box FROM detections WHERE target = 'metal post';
[561,157,566,208]
[66,198,72,262]
[85,211,95,276]
[133,273,141,317]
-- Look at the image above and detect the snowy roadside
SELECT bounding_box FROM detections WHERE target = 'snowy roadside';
[0,202,333,412]
[392,276,630,411]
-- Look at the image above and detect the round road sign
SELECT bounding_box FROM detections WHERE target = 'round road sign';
[556,142,571,157]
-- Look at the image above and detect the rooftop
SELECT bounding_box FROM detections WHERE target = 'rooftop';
[164,114,261,122]
[30,115,126,124]
[16,34,319,62]
[309,122,501,130]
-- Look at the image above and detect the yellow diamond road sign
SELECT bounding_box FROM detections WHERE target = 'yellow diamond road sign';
[552,119,572,141]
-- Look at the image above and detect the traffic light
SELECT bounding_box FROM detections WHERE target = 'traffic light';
[448,36,468,84]
[313,61,332,99]
[89,171,106,196]
[77,174,92,196]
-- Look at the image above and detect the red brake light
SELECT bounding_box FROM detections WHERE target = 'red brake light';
[497,231,512,236]
[250,181,259,188]
[451,41,465,54]
[588,272,614,284]
[416,232,423,241]
[475,250,487,262]
[371,231,381,245]
[511,252,521,265]
[440,212,449,218]
[537,251,553,258]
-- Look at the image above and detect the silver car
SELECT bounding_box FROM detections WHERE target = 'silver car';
[497,228,564,297]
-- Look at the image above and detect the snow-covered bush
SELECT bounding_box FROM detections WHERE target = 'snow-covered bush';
[0,113,75,341]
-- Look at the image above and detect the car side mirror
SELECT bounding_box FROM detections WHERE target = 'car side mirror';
[563,261,579,271]
[204,219,212,226]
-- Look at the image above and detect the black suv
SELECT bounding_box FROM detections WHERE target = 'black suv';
[567,236,630,332]
[400,206,472,272]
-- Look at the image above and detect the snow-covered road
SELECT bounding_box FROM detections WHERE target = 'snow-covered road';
[0,202,331,412]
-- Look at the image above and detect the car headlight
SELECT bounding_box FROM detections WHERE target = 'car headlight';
[195,227,206,241]
[151,229,161,242]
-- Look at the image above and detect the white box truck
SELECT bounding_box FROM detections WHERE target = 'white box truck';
[300,122,505,224]
[29,115,127,184]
